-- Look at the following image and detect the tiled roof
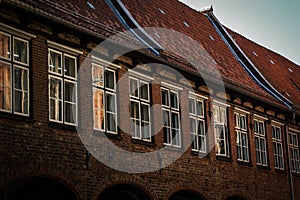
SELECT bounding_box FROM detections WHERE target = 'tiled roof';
[228,29,300,113]
[5,0,298,113]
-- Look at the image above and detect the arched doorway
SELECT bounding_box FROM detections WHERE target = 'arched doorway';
[1,177,77,200]
[98,184,151,200]
[226,196,246,200]
[169,190,205,200]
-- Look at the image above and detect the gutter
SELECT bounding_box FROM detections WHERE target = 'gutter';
[105,0,162,56]
[205,12,294,110]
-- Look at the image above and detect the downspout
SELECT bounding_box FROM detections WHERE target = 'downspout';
[105,0,161,56]
[285,124,295,200]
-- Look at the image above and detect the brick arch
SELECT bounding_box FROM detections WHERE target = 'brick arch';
[97,183,153,200]
[166,186,208,200]
[222,190,248,200]
[0,167,83,200]
[0,176,78,200]
[92,175,156,200]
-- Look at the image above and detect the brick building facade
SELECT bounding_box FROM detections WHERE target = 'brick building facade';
[0,0,299,200]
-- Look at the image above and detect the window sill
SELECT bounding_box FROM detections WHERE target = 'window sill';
[131,138,156,147]
[48,122,77,132]
[0,112,34,123]
[275,168,286,174]
[191,150,210,158]
[93,130,122,140]
[216,155,232,163]
[237,160,253,167]
[163,145,185,153]
[292,172,300,177]
[257,164,271,170]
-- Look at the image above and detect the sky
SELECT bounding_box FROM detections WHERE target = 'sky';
[179,0,300,66]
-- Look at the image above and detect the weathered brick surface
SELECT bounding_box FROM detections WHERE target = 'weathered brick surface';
[0,2,299,200]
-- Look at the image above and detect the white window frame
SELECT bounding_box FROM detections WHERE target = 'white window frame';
[48,48,78,126]
[0,30,31,116]
[272,123,284,170]
[129,76,151,141]
[289,132,300,173]
[213,103,229,157]
[92,60,118,134]
[254,117,268,166]
[235,111,249,162]
[13,37,29,66]
[189,94,206,153]
[162,86,181,147]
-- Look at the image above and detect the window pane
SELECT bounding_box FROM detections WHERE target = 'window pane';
[199,136,205,152]
[14,67,29,114]
[140,82,149,100]
[141,104,149,121]
[13,38,28,64]
[163,110,170,127]
[93,88,104,130]
[0,33,10,59]
[276,127,281,140]
[0,62,11,111]
[130,101,139,119]
[259,122,265,135]
[50,78,62,99]
[14,90,28,114]
[254,121,258,134]
[220,108,226,123]
[213,105,219,122]
[272,126,275,138]
[65,56,76,78]
[14,67,28,91]
[106,93,115,112]
[49,51,62,74]
[65,102,76,124]
[50,98,62,121]
[105,70,115,90]
[170,92,178,109]
[172,129,180,146]
[191,134,197,150]
[198,120,204,136]
[189,98,195,114]
[65,81,76,103]
[161,89,169,106]
[130,78,138,97]
[171,112,179,129]
[196,100,203,117]
[106,113,116,132]
[190,118,196,133]
[142,121,150,139]
[92,64,104,87]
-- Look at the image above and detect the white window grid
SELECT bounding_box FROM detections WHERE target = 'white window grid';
[48,48,77,126]
[92,63,117,133]
[272,125,284,170]
[13,37,29,66]
[213,104,229,157]
[254,119,268,166]
[162,87,181,147]
[235,112,249,162]
[0,31,30,116]
[289,132,300,173]
[189,96,206,153]
[129,77,151,141]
